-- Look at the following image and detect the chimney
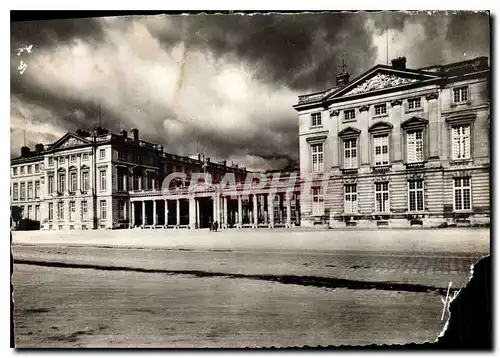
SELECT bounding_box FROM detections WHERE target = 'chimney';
[391,57,407,70]
[20,146,30,157]
[336,72,350,87]
[223,160,227,167]
[131,128,139,142]
[120,129,128,138]
[35,143,44,155]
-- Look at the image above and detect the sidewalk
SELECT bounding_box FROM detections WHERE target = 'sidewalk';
[12,227,490,254]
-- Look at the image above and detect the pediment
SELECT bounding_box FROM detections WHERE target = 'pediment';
[339,126,361,137]
[327,66,441,100]
[50,133,91,150]
[401,116,429,128]
[368,121,394,133]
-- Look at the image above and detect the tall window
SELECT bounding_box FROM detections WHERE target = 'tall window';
[58,173,66,193]
[454,178,471,211]
[311,112,322,127]
[312,187,324,215]
[35,181,40,198]
[100,200,107,219]
[13,183,18,201]
[81,201,88,220]
[375,182,389,213]
[13,167,17,176]
[407,130,424,163]
[27,206,32,219]
[119,199,126,220]
[99,149,106,159]
[20,182,26,200]
[374,135,389,166]
[58,201,64,220]
[27,182,33,199]
[35,164,40,173]
[344,109,356,121]
[452,125,471,160]
[408,180,424,212]
[70,172,77,192]
[69,201,75,221]
[48,203,54,220]
[453,86,468,104]
[408,98,422,110]
[374,104,387,116]
[48,175,54,194]
[35,205,40,221]
[311,143,324,172]
[344,139,358,169]
[100,169,107,191]
[20,166,25,175]
[344,184,358,213]
[82,171,89,191]
[48,157,54,167]
[27,165,32,174]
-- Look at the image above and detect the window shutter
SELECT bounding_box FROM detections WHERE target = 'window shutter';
[382,135,389,164]
[407,132,416,163]
[463,125,471,159]
[452,127,460,159]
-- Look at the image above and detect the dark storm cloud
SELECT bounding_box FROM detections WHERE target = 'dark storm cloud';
[147,13,378,92]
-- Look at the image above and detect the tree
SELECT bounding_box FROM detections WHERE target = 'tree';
[11,206,23,229]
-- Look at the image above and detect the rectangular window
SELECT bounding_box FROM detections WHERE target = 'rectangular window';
[13,167,18,176]
[27,182,33,199]
[408,180,424,212]
[20,166,25,175]
[58,201,64,220]
[48,203,54,220]
[48,175,54,194]
[35,164,40,173]
[58,173,66,193]
[70,172,77,192]
[311,143,324,172]
[311,112,322,127]
[408,98,421,110]
[20,182,26,200]
[344,184,358,213]
[27,206,32,220]
[13,183,19,201]
[58,157,64,164]
[70,155,76,163]
[344,109,356,121]
[48,157,54,167]
[100,169,107,191]
[81,201,88,220]
[82,153,88,161]
[344,139,358,169]
[119,200,126,220]
[374,135,389,166]
[100,200,107,219]
[27,165,32,174]
[35,181,40,198]
[82,171,89,191]
[454,178,472,211]
[407,130,424,163]
[374,104,387,116]
[375,182,389,213]
[99,149,106,159]
[35,205,40,221]
[312,187,324,215]
[453,86,468,104]
[452,125,471,160]
[69,201,75,221]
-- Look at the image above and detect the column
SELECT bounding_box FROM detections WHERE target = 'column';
[212,195,217,224]
[131,201,135,227]
[390,99,403,162]
[267,194,274,228]
[123,173,127,192]
[54,156,59,194]
[359,105,370,165]
[426,92,440,159]
[237,194,242,228]
[153,200,157,227]
[141,200,146,226]
[138,172,142,190]
[196,199,200,228]
[176,199,180,227]
[286,193,292,228]
[253,194,258,228]
[224,196,228,229]
[189,196,196,229]
[164,199,169,227]
[77,155,81,191]
[66,156,69,194]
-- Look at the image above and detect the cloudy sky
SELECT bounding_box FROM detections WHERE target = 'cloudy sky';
[10,11,490,171]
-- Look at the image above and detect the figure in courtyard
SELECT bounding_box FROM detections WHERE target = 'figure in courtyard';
[213,221,219,232]
[208,217,213,232]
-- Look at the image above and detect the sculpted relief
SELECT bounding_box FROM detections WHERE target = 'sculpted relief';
[344,73,418,96]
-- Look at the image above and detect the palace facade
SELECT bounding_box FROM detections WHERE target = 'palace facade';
[294,56,490,228]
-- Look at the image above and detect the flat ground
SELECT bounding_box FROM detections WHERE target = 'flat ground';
[11,228,490,348]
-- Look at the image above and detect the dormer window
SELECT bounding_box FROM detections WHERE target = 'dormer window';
[453,86,469,104]
[374,104,387,116]
[408,97,421,110]
[344,109,356,121]
[311,112,322,127]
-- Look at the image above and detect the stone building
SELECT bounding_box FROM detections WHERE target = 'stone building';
[294,56,490,228]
